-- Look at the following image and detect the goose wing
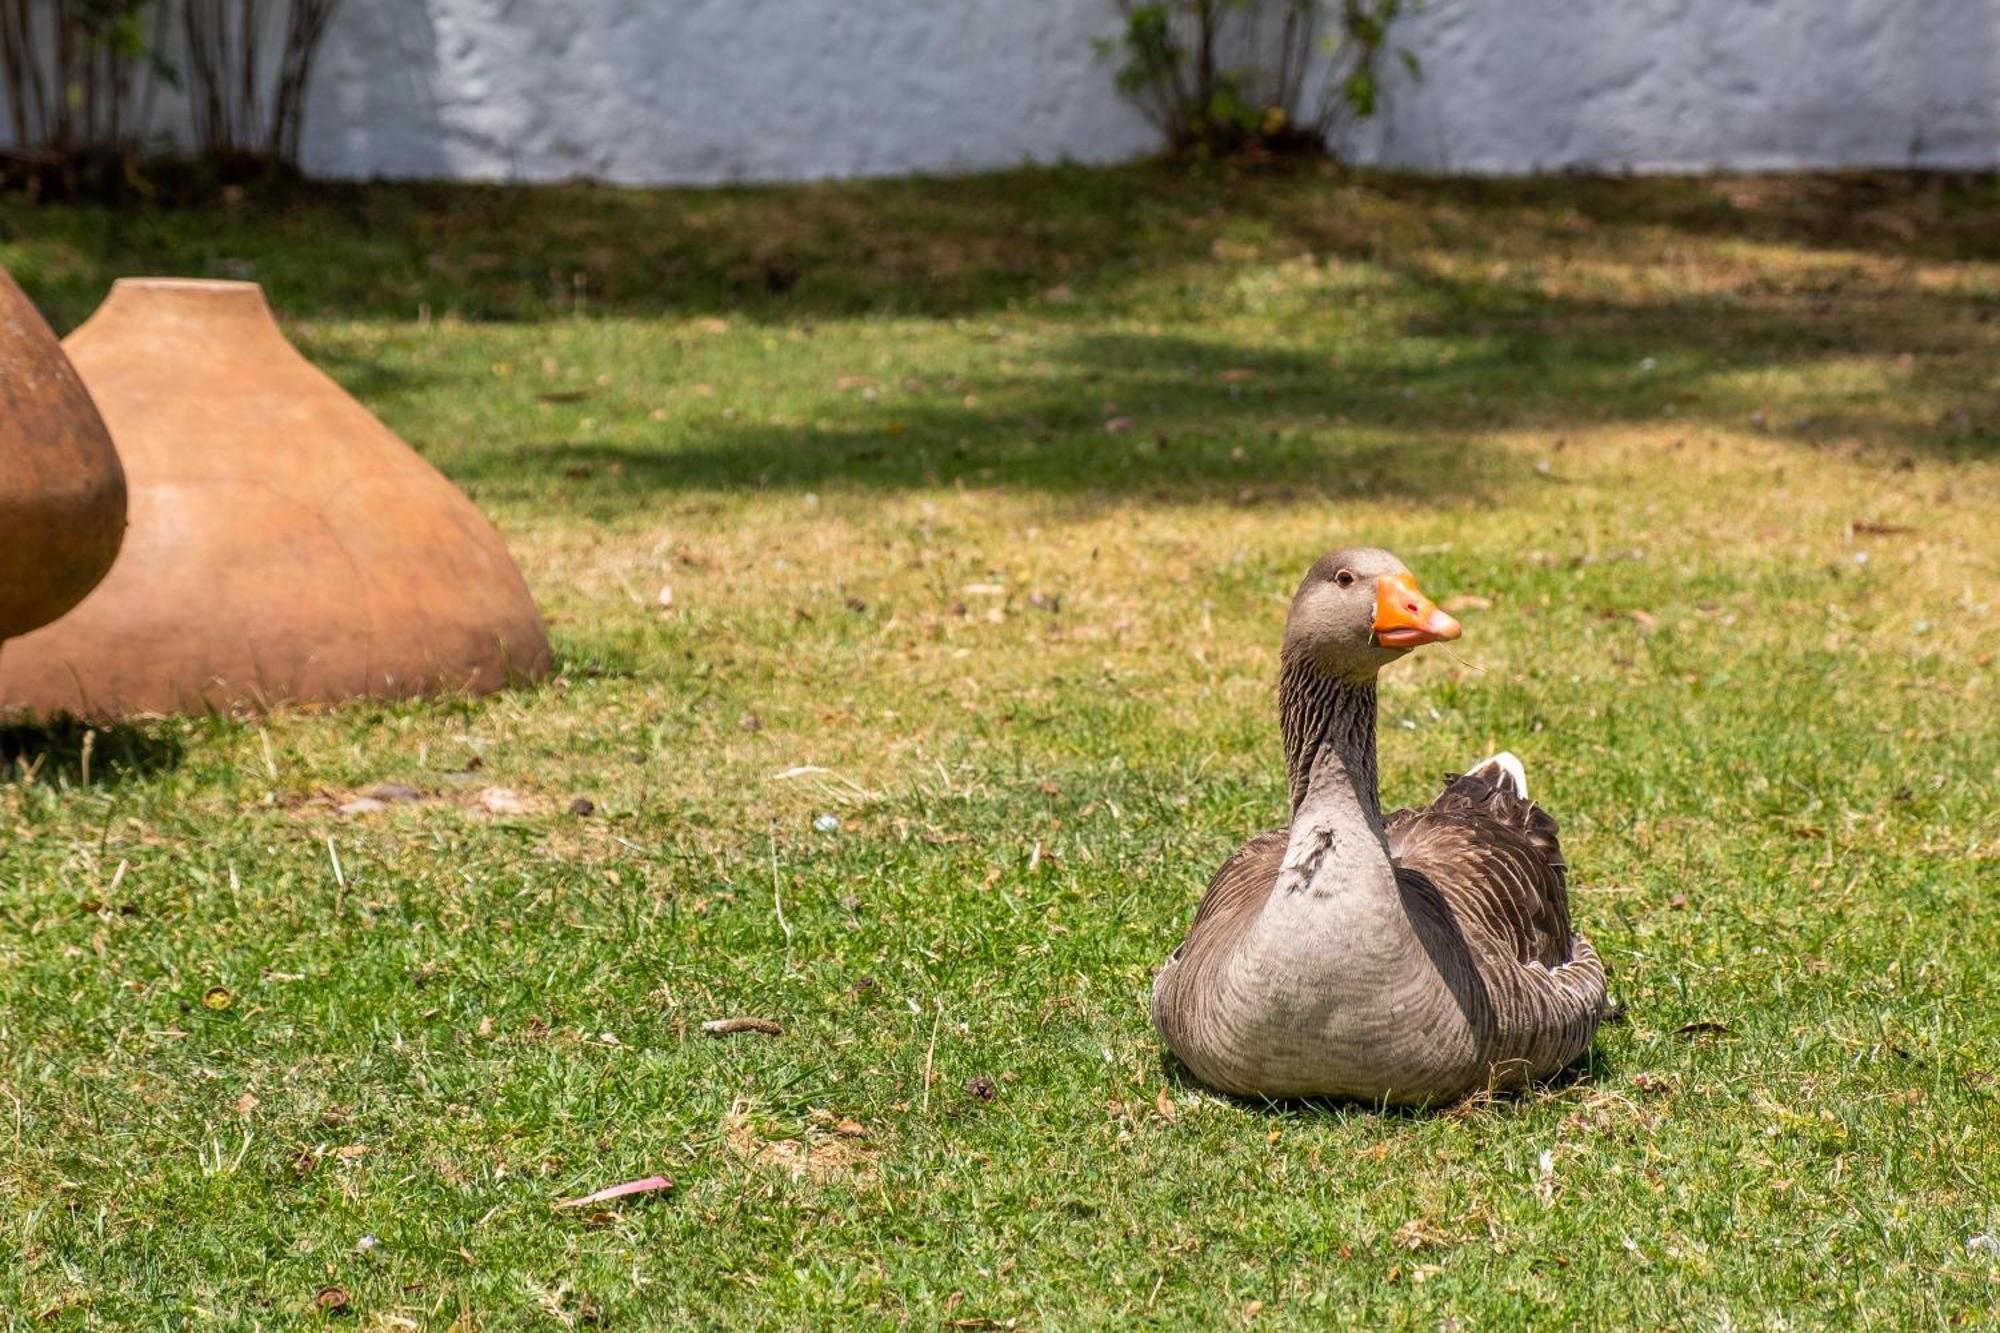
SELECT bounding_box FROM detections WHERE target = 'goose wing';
[1171,827,1286,963]
[1385,773,1575,969]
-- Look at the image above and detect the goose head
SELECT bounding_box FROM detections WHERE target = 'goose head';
[1281,546,1462,684]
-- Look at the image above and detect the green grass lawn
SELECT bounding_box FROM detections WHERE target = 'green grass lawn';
[2,163,1996,1329]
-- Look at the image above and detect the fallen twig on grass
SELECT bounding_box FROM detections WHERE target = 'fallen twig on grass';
[702,1017,784,1037]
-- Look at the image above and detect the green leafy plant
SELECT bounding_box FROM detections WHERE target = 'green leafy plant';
[1096,0,1425,157]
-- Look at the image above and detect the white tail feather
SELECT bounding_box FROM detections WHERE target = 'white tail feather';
[1467,750,1528,800]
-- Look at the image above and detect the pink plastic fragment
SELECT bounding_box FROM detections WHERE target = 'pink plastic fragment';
[554,1174,675,1210]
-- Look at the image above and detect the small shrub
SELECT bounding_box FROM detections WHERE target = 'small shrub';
[181,0,344,175]
[0,0,173,194]
[1,0,343,196]
[1096,0,1426,158]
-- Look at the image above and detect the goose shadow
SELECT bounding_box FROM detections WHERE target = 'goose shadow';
[1156,1044,1613,1120]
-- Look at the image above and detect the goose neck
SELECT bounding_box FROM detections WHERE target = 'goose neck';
[1280,657,1381,827]
[1253,661,1404,957]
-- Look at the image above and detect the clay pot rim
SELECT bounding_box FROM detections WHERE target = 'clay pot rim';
[73,278,282,347]
[109,277,264,294]
[96,277,275,316]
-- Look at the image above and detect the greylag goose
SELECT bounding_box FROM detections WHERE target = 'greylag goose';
[1153,547,1606,1105]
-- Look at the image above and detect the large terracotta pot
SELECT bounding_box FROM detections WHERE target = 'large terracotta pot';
[0,279,552,720]
[0,270,127,644]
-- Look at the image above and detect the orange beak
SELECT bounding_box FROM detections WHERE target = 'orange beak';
[1374,571,1462,648]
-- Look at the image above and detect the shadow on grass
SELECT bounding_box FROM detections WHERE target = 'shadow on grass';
[6,160,1990,510]
[1158,1044,1611,1118]
[0,719,186,788]
[447,277,1992,514]
[1292,169,2000,265]
[455,329,1507,505]
[296,336,452,406]
[6,162,1994,325]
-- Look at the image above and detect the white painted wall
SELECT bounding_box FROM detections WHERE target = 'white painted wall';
[1348,0,2000,173]
[298,0,1161,184]
[10,1,1999,180]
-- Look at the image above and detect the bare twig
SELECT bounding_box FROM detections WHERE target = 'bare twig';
[919,1005,943,1115]
[769,838,793,950]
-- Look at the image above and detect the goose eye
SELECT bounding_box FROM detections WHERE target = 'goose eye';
[1334,569,1356,588]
